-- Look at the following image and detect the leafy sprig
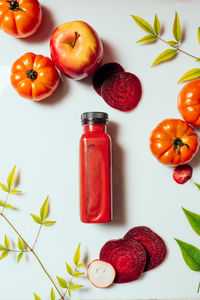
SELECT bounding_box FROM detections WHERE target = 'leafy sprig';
[175,184,200,293]
[131,12,200,82]
[0,166,85,299]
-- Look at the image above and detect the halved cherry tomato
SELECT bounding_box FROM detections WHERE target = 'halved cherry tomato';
[10,52,60,101]
[178,79,200,127]
[149,119,199,166]
[0,0,42,38]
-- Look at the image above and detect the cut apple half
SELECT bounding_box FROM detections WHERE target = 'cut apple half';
[87,259,116,288]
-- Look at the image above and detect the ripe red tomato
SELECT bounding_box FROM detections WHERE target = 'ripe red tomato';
[0,0,42,38]
[10,52,60,101]
[178,79,200,127]
[149,119,199,166]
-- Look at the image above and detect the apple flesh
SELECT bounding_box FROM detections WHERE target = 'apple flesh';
[50,21,103,80]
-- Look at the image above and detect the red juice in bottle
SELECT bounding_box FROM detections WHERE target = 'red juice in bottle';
[80,112,112,223]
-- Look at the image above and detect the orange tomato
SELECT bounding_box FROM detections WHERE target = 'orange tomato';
[149,119,199,166]
[0,0,42,38]
[178,79,200,127]
[10,52,60,101]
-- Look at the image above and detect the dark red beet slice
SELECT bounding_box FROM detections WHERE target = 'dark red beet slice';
[101,72,142,111]
[124,226,167,272]
[173,164,193,184]
[92,62,125,96]
[99,238,146,283]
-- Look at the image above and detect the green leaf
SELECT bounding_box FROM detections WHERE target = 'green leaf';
[42,220,56,226]
[30,214,41,224]
[167,40,178,46]
[40,196,49,221]
[175,238,200,271]
[33,293,41,300]
[10,189,21,194]
[66,262,73,275]
[178,68,200,83]
[18,238,25,251]
[154,14,160,35]
[56,276,68,288]
[68,289,71,297]
[0,245,6,251]
[77,263,85,268]
[4,235,10,249]
[0,183,9,192]
[195,183,200,190]
[152,49,177,67]
[0,250,8,260]
[73,243,81,266]
[196,58,200,62]
[136,34,157,44]
[17,252,23,263]
[173,12,181,42]
[131,15,155,35]
[7,165,16,191]
[0,200,15,209]
[70,284,83,291]
[50,288,55,300]
[182,207,200,236]
[198,27,200,44]
[73,272,84,278]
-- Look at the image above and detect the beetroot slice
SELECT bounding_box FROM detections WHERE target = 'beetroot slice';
[101,72,142,112]
[99,238,146,283]
[92,62,125,96]
[124,226,167,272]
[173,164,193,184]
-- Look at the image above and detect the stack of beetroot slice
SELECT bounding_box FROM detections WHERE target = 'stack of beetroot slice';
[92,62,142,112]
[100,226,167,284]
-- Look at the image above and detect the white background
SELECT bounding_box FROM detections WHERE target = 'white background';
[0,0,200,299]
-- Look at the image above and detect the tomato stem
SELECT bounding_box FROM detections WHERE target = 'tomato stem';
[173,137,190,154]
[6,0,24,11]
[26,69,37,81]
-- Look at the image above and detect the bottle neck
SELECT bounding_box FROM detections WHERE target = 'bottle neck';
[83,123,107,132]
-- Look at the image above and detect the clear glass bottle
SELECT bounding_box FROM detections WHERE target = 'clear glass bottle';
[79,112,112,223]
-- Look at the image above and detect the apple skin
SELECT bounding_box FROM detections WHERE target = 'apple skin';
[50,21,104,80]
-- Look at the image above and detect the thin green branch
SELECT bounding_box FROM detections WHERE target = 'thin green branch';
[32,224,42,250]
[2,192,9,214]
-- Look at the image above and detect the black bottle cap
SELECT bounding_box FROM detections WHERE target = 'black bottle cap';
[81,112,108,125]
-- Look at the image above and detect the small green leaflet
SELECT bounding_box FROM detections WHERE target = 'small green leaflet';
[42,220,56,226]
[0,183,8,192]
[136,35,156,44]
[0,245,6,251]
[10,189,21,194]
[175,239,200,271]
[0,200,15,209]
[173,12,181,43]
[18,238,25,251]
[7,165,16,191]
[70,284,83,291]
[40,196,49,221]
[56,276,68,288]
[77,263,85,268]
[4,235,10,249]
[152,49,177,67]
[167,40,177,46]
[178,68,200,83]
[50,288,55,300]
[73,272,84,278]
[73,244,80,266]
[195,183,200,190]
[154,14,160,35]
[30,214,41,224]
[66,262,73,275]
[182,207,200,236]
[0,250,8,260]
[68,289,71,297]
[131,15,155,35]
[33,293,41,300]
[198,27,200,44]
[197,282,200,293]
[17,252,23,263]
